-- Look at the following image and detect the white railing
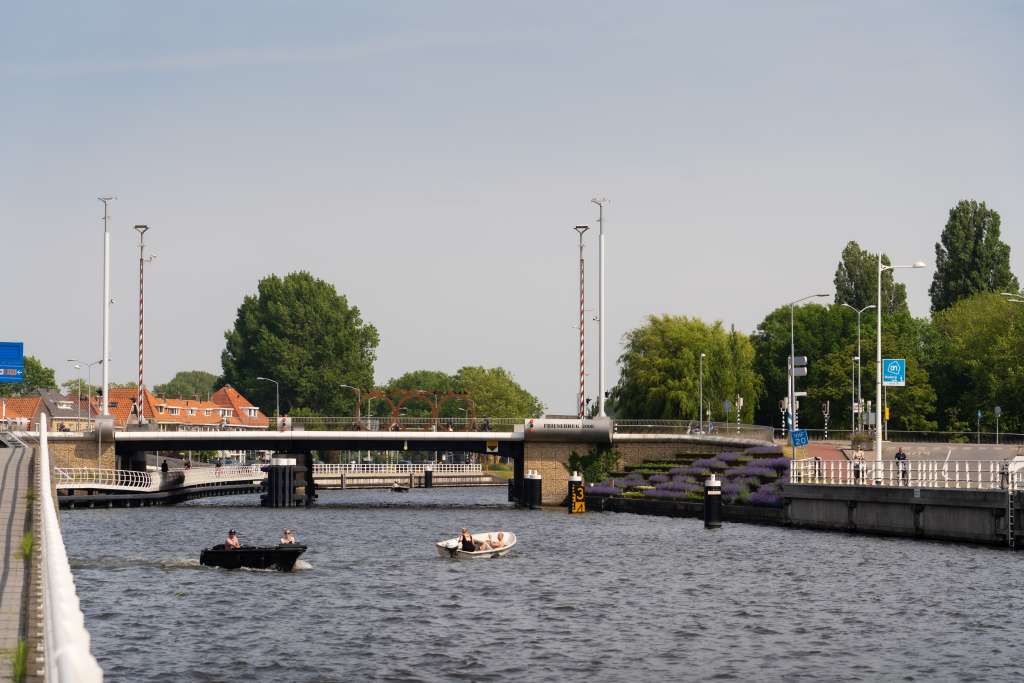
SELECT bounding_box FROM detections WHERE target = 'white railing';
[56,465,264,492]
[38,415,104,681]
[791,458,1024,490]
[313,463,483,476]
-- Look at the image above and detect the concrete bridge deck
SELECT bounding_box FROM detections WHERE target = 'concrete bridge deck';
[0,445,31,683]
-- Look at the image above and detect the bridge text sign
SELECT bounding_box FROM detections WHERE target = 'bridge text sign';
[0,342,24,383]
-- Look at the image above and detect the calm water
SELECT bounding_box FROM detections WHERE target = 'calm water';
[61,487,1023,682]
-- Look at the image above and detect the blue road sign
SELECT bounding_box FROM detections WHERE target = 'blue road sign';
[882,358,906,387]
[0,342,24,383]
[791,429,809,447]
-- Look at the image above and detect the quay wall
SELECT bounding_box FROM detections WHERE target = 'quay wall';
[784,484,1022,547]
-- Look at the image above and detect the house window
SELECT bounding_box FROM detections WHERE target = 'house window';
[157,405,164,414]
[57,401,74,410]
[187,409,196,416]
[168,407,180,416]
[204,409,212,416]
[109,401,118,408]
[247,408,258,417]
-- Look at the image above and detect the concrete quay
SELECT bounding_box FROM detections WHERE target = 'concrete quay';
[0,446,38,683]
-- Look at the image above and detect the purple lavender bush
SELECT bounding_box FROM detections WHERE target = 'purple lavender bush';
[648,474,670,483]
[644,488,689,498]
[692,457,727,470]
[748,457,791,472]
[724,465,778,479]
[718,452,751,465]
[587,483,621,495]
[750,485,783,507]
[745,445,784,456]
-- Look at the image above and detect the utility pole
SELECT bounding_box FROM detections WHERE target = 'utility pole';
[99,197,115,416]
[574,225,589,418]
[134,225,155,424]
[591,197,608,417]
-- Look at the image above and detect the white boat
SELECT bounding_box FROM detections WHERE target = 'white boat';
[436,532,517,559]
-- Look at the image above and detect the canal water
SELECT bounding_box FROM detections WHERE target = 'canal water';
[62,487,1023,682]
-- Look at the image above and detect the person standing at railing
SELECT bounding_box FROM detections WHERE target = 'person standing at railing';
[895,448,908,486]
[853,449,864,484]
[161,459,169,474]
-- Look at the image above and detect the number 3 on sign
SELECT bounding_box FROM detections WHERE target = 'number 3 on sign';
[571,485,586,513]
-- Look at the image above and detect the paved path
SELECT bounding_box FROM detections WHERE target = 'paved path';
[0,447,30,683]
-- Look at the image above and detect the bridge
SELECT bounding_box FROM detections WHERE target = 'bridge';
[55,463,500,507]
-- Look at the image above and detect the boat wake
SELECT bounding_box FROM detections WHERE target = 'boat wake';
[70,557,205,570]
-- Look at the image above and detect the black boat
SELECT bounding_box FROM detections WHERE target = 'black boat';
[200,544,307,571]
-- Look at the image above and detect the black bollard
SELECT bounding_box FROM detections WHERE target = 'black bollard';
[508,478,515,503]
[424,465,433,489]
[524,470,542,510]
[568,471,585,514]
[704,474,722,529]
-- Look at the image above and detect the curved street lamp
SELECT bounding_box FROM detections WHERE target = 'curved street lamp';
[256,377,280,425]
[787,293,830,439]
[874,259,926,466]
[841,303,876,432]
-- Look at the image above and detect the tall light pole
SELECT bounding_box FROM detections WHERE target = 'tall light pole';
[841,303,876,432]
[699,352,706,432]
[788,294,830,435]
[134,225,155,424]
[591,197,608,417]
[573,225,589,418]
[851,356,857,434]
[67,359,82,425]
[339,384,361,423]
[875,257,926,465]
[256,377,280,425]
[98,196,115,416]
[85,359,102,420]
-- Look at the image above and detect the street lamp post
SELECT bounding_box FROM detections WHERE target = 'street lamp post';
[591,197,608,417]
[67,359,82,425]
[875,257,926,466]
[339,384,361,425]
[256,377,280,426]
[787,294,830,437]
[841,303,876,432]
[851,356,857,434]
[98,196,115,416]
[699,352,706,432]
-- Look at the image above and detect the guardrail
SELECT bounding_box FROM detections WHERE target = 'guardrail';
[56,465,264,492]
[613,419,774,441]
[38,415,104,681]
[798,428,1024,445]
[313,463,483,475]
[270,416,520,432]
[791,458,1024,489]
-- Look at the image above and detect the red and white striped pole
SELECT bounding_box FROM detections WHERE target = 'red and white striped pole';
[134,225,153,424]
[574,225,589,418]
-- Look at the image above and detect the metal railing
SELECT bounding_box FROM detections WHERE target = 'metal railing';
[613,419,774,441]
[313,463,483,475]
[56,465,264,492]
[800,428,1024,445]
[38,415,104,681]
[269,416,520,432]
[791,458,1024,490]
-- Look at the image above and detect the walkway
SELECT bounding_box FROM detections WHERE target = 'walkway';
[0,446,30,683]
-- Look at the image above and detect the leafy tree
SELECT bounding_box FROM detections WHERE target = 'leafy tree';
[385,370,456,417]
[0,356,56,397]
[154,370,219,400]
[751,304,936,431]
[925,292,1024,432]
[833,241,908,315]
[608,316,761,422]
[220,271,379,415]
[452,366,543,418]
[929,200,1019,313]
[61,380,99,397]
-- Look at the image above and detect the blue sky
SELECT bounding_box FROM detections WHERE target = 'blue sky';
[3,2,1022,412]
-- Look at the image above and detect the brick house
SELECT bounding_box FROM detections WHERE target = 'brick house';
[102,385,269,431]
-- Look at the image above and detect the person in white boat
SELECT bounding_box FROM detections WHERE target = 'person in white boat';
[488,532,505,549]
[459,528,476,551]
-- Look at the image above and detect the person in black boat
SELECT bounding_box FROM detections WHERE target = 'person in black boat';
[226,529,241,549]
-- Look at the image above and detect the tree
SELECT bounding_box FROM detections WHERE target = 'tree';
[452,366,543,418]
[385,370,456,417]
[929,200,1019,313]
[0,356,56,397]
[220,272,379,415]
[608,316,762,422]
[833,241,908,315]
[61,380,99,397]
[925,292,1024,432]
[154,370,219,400]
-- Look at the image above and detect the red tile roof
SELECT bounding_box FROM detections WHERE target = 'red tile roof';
[1,396,42,422]
[100,386,268,430]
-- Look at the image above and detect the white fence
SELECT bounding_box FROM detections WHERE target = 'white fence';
[312,463,482,476]
[55,465,264,492]
[38,415,104,682]
[792,458,1024,490]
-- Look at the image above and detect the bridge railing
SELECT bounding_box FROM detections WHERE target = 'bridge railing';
[613,419,774,441]
[800,428,1024,445]
[791,458,1024,490]
[56,465,265,492]
[313,463,483,475]
[57,468,153,490]
[270,416,520,432]
[38,416,104,681]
